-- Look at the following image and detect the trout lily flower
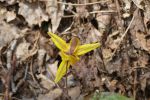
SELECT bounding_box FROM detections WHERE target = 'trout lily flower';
[48,32,100,83]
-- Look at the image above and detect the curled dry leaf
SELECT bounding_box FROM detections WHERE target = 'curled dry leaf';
[45,0,63,33]
[18,2,48,27]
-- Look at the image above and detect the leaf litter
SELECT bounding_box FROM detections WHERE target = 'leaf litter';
[0,0,150,100]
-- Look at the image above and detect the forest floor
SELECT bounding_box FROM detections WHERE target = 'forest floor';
[0,0,150,100]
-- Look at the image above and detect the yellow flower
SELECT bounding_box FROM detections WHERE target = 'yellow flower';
[48,32,100,83]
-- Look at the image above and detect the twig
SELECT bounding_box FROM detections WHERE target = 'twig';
[12,64,29,93]
[39,0,109,6]
[115,0,124,32]
[89,10,117,14]
[4,40,17,100]
[29,58,41,88]
[133,69,137,100]
[108,16,135,61]
[64,61,70,99]
[61,10,117,18]
[22,32,39,61]
[7,40,17,69]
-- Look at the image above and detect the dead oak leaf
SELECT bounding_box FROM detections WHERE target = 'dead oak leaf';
[18,2,48,27]
[130,9,150,53]
[132,32,150,52]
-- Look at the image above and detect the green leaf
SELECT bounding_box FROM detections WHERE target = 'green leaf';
[92,92,134,100]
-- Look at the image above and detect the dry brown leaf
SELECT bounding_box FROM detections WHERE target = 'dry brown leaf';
[132,0,144,9]
[105,58,122,74]
[140,73,150,91]
[0,21,19,48]
[130,9,150,53]
[47,61,58,78]
[0,0,16,5]
[76,5,89,18]
[144,1,150,20]
[45,0,63,33]
[123,0,131,11]
[132,32,150,52]
[96,13,111,31]
[15,41,30,60]
[68,86,81,100]
[67,74,76,87]
[37,88,62,100]
[106,31,122,50]
[0,7,7,21]
[6,11,16,22]
[37,73,55,90]
[102,48,113,60]
[86,26,102,43]
[18,2,48,27]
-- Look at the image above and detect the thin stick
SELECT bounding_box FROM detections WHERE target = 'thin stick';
[108,16,135,61]
[61,10,117,18]
[115,0,124,32]
[65,61,68,94]
[133,69,137,100]
[89,10,117,14]
[39,0,109,6]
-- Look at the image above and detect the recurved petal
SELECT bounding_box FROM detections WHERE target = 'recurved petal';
[69,37,80,54]
[48,32,68,52]
[76,43,100,56]
[54,60,70,83]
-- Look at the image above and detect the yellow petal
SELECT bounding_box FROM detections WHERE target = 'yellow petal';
[60,51,80,65]
[75,43,100,56]
[54,60,70,83]
[48,32,68,52]
[59,51,70,61]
